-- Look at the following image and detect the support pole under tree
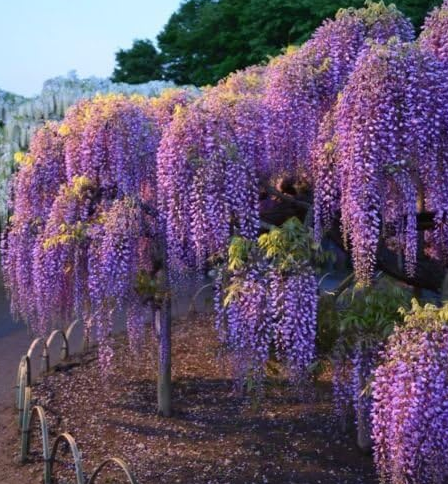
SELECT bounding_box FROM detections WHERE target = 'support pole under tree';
[355,351,373,453]
[357,393,373,453]
[156,299,172,417]
[141,203,173,417]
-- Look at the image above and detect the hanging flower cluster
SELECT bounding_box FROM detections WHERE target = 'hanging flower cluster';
[329,40,448,284]
[351,343,380,432]
[63,94,159,195]
[157,68,264,276]
[420,0,448,63]
[214,218,318,387]
[332,355,353,421]
[330,280,409,442]
[372,300,448,484]
[312,3,448,284]
[155,2,418,285]
[2,91,191,370]
[2,123,66,325]
[332,343,380,432]
[311,107,339,242]
[264,1,414,182]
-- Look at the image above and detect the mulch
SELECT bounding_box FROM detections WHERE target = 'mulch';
[5,316,378,484]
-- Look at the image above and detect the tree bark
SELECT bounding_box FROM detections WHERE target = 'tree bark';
[152,224,173,418]
[156,302,172,417]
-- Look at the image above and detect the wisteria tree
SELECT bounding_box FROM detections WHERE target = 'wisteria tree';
[305,2,448,464]
[4,11,448,476]
[156,1,421,393]
[362,5,448,482]
[2,91,195,417]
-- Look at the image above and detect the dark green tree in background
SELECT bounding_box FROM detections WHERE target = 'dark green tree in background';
[112,0,441,86]
[111,39,163,84]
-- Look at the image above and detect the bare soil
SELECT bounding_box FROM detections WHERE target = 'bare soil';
[0,316,378,484]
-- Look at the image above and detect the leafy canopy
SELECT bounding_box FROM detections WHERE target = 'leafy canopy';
[112,0,441,86]
[111,39,163,84]
[227,217,329,274]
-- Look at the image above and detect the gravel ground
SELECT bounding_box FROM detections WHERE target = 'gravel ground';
[0,315,379,484]
[0,272,379,484]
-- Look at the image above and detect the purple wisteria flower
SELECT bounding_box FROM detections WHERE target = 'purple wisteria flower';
[372,307,448,484]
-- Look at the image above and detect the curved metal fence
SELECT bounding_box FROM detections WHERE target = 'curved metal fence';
[88,457,138,484]
[49,432,85,484]
[15,322,139,484]
[21,404,51,483]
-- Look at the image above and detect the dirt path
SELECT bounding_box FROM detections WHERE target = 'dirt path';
[25,317,377,484]
[0,274,352,483]
[0,278,34,484]
[0,327,32,405]
[0,277,216,483]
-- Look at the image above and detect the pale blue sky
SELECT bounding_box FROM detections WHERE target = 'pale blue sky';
[0,0,182,97]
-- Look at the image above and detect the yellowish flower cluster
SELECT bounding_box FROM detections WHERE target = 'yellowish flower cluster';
[14,151,34,166]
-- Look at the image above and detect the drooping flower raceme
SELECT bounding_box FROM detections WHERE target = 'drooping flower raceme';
[215,261,317,387]
[157,70,264,277]
[332,343,380,434]
[2,92,192,371]
[372,301,448,484]
[264,1,414,182]
[311,107,339,242]
[335,40,448,283]
[214,219,318,388]
[2,123,66,326]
